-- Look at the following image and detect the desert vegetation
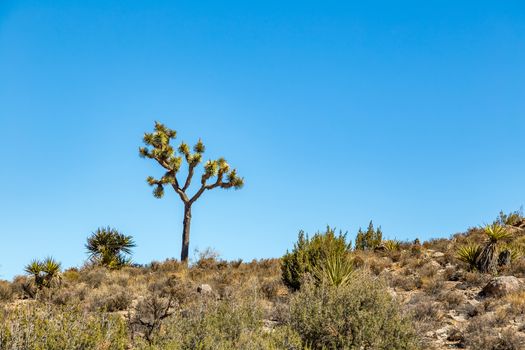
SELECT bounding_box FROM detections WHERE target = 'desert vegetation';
[1,209,524,349]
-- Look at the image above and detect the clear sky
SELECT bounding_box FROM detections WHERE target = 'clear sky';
[1,0,524,280]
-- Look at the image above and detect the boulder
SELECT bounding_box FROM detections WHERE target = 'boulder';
[479,276,520,298]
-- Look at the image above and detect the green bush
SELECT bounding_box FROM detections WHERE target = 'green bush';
[281,227,351,290]
[289,272,418,350]
[355,221,382,251]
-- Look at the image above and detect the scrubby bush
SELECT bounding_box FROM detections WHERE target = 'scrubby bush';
[134,287,303,349]
[0,281,12,303]
[281,227,351,290]
[289,272,418,350]
[87,285,132,312]
[0,303,129,349]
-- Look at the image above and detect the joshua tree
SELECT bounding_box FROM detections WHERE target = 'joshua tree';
[476,224,511,273]
[86,227,135,269]
[139,122,244,262]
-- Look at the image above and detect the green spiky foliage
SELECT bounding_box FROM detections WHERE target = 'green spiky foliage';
[354,221,383,251]
[456,244,481,271]
[86,227,135,269]
[383,239,401,252]
[476,224,511,273]
[24,257,61,290]
[281,226,351,290]
[139,122,244,262]
[313,253,354,287]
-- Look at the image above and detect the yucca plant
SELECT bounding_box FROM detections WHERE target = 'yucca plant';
[456,244,481,271]
[476,224,511,273]
[24,257,61,290]
[383,239,401,252]
[86,227,135,269]
[313,253,354,287]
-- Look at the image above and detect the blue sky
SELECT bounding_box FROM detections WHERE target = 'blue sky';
[0,0,524,279]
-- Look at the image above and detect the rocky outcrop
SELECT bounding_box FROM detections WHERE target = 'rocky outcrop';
[479,276,520,298]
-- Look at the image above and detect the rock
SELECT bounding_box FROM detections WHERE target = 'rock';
[479,276,520,298]
[432,251,445,258]
[197,284,213,294]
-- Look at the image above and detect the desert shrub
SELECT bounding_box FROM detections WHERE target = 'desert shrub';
[388,273,418,291]
[194,247,223,270]
[368,256,392,275]
[460,271,490,288]
[420,276,444,296]
[289,272,418,350]
[354,221,382,250]
[48,283,89,306]
[281,227,351,290]
[406,294,441,322]
[81,267,109,288]
[422,238,450,252]
[465,316,525,349]
[260,277,285,300]
[136,289,297,349]
[87,285,132,312]
[10,275,35,299]
[62,268,81,283]
[440,290,465,309]
[0,303,129,349]
[0,281,13,303]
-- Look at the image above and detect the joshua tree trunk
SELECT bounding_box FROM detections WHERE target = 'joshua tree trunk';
[181,204,192,262]
[476,243,497,274]
[180,204,191,263]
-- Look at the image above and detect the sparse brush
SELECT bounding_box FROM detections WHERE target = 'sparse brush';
[456,245,481,271]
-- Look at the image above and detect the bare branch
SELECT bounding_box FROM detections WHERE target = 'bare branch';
[182,164,195,192]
